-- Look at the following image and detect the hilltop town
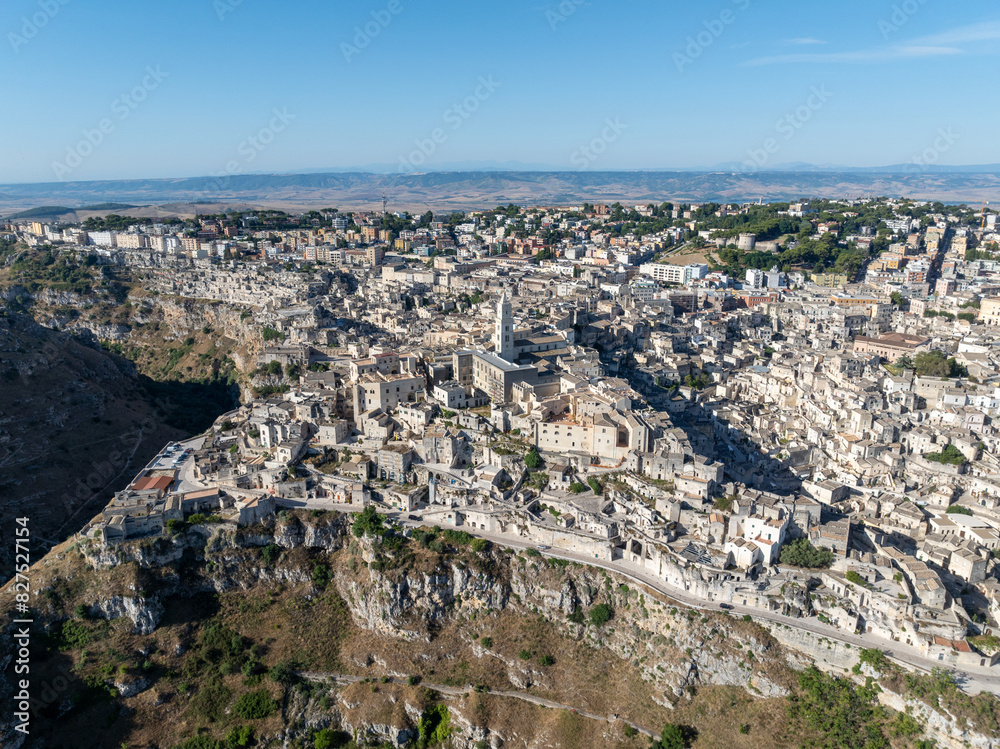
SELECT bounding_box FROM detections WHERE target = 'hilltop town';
[7,195,1000,684]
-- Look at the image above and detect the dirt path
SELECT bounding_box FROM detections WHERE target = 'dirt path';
[298,671,659,739]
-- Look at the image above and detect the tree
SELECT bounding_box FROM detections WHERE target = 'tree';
[893,354,913,370]
[914,350,963,378]
[924,444,968,466]
[166,519,186,535]
[652,724,694,749]
[352,505,385,538]
[313,729,349,749]
[890,291,903,306]
[787,667,885,749]
[779,538,834,569]
[589,603,614,626]
[524,447,542,470]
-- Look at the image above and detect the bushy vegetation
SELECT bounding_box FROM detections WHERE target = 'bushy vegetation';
[914,350,966,378]
[416,703,452,747]
[779,538,834,569]
[925,444,968,466]
[232,689,278,720]
[650,723,697,749]
[786,666,886,749]
[224,726,254,747]
[845,571,870,588]
[260,543,282,565]
[524,447,542,470]
[589,603,614,627]
[352,506,386,538]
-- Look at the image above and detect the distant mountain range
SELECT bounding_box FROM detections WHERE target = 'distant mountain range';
[279,162,1000,176]
[2,169,1000,215]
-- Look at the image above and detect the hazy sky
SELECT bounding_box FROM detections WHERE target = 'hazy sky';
[2,0,998,183]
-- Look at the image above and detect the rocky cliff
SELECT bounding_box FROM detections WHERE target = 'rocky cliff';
[0,312,186,578]
[2,511,992,748]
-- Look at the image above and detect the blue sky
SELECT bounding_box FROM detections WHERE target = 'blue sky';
[1,0,998,183]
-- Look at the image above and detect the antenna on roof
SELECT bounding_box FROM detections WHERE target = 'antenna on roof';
[382,192,388,217]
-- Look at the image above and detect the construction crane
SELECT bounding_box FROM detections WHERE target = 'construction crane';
[382,192,388,217]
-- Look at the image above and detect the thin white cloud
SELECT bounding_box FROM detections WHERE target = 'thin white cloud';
[743,44,961,67]
[744,20,1000,66]
[912,20,1000,45]
[785,37,826,46]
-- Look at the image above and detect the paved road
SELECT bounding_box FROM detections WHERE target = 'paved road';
[298,671,658,739]
[371,510,1000,696]
[179,491,1000,695]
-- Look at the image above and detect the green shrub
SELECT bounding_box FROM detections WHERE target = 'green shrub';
[174,737,224,749]
[779,538,834,569]
[232,689,278,720]
[59,619,94,650]
[416,703,452,747]
[480,637,493,648]
[268,661,297,686]
[845,571,867,587]
[569,482,587,494]
[352,506,385,538]
[226,726,253,749]
[518,649,532,661]
[524,447,542,470]
[166,519,187,535]
[260,544,282,565]
[925,444,968,466]
[538,654,555,666]
[313,728,351,749]
[189,680,232,722]
[589,603,614,627]
[312,564,331,590]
